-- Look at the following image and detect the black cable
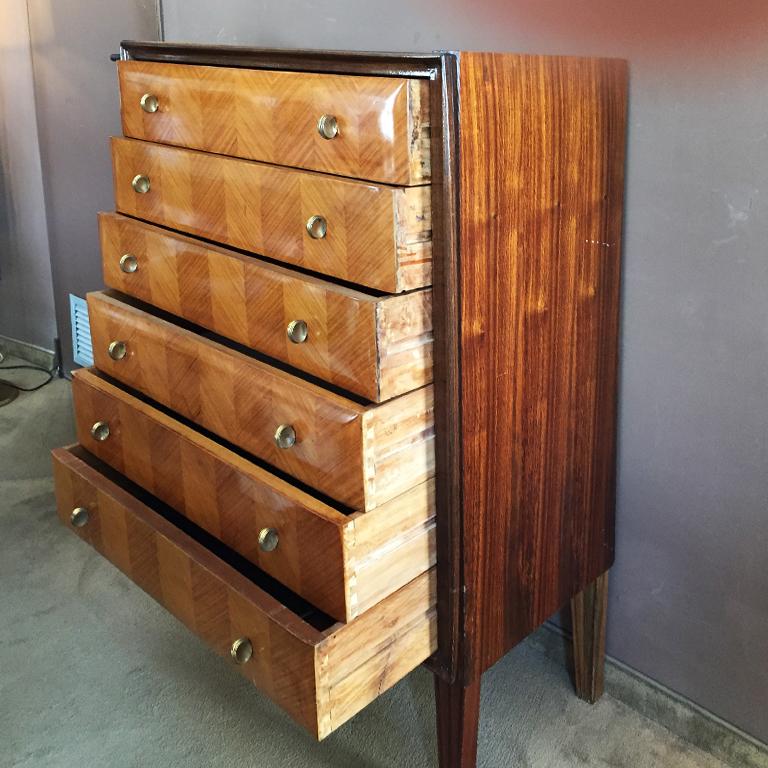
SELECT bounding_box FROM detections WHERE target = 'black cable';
[0,364,55,393]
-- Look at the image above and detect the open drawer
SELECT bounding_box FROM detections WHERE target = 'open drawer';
[70,367,435,622]
[52,445,437,740]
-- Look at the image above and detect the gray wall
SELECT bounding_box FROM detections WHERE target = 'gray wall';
[162,0,768,742]
[26,0,160,371]
[0,1,56,351]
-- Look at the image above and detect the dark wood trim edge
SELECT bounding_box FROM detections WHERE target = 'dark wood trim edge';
[430,52,464,684]
[119,40,446,78]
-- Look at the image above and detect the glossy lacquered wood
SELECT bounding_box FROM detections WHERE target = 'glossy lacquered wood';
[120,40,443,79]
[52,445,437,739]
[118,60,430,186]
[111,138,431,293]
[71,368,436,622]
[87,290,435,511]
[99,212,433,402]
[454,53,627,681]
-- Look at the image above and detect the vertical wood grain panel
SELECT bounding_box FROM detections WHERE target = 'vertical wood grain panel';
[457,53,627,678]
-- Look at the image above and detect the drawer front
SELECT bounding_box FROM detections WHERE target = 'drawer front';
[99,212,433,402]
[52,446,436,739]
[87,291,434,510]
[118,60,430,186]
[71,368,436,621]
[112,138,431,293]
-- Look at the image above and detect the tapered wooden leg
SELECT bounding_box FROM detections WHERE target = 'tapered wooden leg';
[435,675,481,768]
[570,571,609,704]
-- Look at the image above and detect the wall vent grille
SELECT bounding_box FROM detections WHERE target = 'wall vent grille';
[69,294,93,367]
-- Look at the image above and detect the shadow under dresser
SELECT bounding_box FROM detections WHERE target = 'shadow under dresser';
[52,41,627,767]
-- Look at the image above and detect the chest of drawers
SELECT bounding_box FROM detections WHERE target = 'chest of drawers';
[52,41,627,767]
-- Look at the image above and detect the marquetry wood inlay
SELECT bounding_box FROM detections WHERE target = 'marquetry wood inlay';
[87,290,434,511]
[119,60,431,186]
[99,212,433,402]
[52,445,436,740]
[111,137,432,293]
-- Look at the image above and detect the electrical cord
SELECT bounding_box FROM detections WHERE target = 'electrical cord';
[0,364,55,392]
[0,347,57,408]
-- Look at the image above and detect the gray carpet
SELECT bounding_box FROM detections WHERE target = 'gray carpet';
[0,369,738,768]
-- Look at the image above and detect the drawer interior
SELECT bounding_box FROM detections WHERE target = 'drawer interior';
[65,444,338,631]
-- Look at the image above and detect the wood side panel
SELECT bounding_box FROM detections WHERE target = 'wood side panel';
[86,291,434,510]
[99,212,433,402]
[111,137,431,293]
[118,60,430,186]
[375,289,434,402]
[53,444,436,741]
[361,384,435,507]
[457,53,627,678]
[322,612,437,734]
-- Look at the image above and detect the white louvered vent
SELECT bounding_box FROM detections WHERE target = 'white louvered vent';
[69,294,93,367]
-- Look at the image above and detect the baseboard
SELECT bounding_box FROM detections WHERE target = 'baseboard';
[0,335,56,371]
[528,622,768,768]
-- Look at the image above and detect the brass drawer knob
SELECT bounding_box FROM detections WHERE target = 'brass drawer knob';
[131,174,151,194]
[70,506,90,528]
[306,215,327,239]
[286,320,308,344]
[108,340,127,361]
[274,424,296,449]
[230,637,253,665]
[317,114,339,140]
[139,93,159,113]
[119,253,138,273]
[90,421,110,442]
[258,528,279,552]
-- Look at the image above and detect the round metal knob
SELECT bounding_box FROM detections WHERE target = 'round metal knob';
[108,340,127,360]
[131,174,151,194]
[258,528,279,552]
[274,424,296,449]
[140,93,159,113]
[286,320,308,344]
[306,215,327,239]
[317,114,339,140]
[90,421,110,442]
[230,637,253,665]
[119,253,138,274]
[70,506,90,528]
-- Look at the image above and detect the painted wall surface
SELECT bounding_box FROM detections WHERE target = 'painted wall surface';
[162,0,768,742]
[0,1,56,350]
[26,0,160,371]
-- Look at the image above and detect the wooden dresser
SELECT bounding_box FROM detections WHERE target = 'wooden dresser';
[52,41,627,767]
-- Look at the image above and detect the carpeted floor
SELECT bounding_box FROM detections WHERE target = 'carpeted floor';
[0,368,743,768]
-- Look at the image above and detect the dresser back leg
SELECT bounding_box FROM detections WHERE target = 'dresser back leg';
[570,571,610,704]
[435,675,481,768]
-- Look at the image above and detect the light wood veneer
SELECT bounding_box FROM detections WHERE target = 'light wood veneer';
[99,212,433,402]
[87,290,435,511]
[111,137,431,293]
[72,368,435,621]
[118,60,430,186]
[52,445,437,740]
